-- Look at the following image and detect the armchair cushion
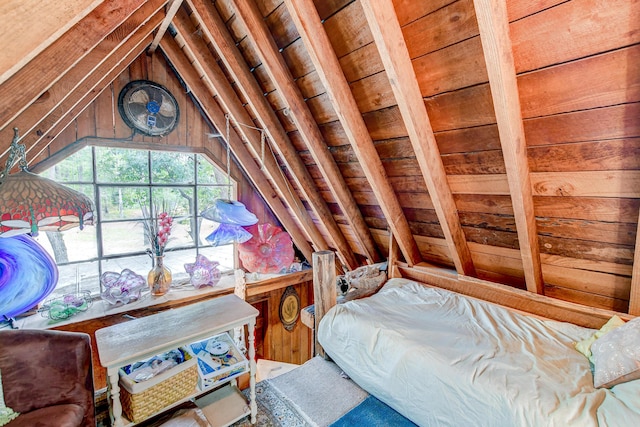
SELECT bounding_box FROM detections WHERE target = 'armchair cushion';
[5,404,85,427]
[0,329,95,427]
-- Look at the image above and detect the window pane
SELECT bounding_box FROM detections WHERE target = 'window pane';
[47,261,101,299]
[101,220,147,256]
[41,147,93,182]
[33,146,239,300]
[151,187,194,218]
[165,216,197,250]
[64,183,95,200]
[101,254,151,280]
[197,186,228,214]
[197,154,230,185]
[198,217,218,246]
[151,152,195,184]
[162,248,196,284]
[96,147,149,183]
[34,227,98,263]
[199,245,234,272]
[99,187,149,221]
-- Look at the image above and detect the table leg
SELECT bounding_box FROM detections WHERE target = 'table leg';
[107,367,125,427]
[248,320,257,424]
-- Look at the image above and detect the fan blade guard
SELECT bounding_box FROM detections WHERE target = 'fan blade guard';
[117,80,180,137]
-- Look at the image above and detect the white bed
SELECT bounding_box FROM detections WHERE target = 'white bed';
[317,278,640,427]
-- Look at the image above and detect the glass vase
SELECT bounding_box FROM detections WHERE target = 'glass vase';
[148,255,172,296]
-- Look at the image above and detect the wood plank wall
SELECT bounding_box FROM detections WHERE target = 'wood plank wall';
[31,52,279,227]
[218,0,639,312]
[23,0,640,314]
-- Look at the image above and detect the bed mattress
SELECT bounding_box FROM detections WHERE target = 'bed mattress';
[318,278,640,426]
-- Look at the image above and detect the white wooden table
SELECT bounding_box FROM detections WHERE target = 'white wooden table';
[95,294,259,426]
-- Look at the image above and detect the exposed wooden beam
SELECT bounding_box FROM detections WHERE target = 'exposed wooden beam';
[1,0,167,160]
[0,0,155,132]
[159,35,315,263]
[0,0,103,86]
[630,213,640,315]
[312,250,337,358]
[388,229,400,279]
[230,0,397,266]
[172,8,329,260]
[185,0,367,270]
[26,33,156,164]
[397,263,634,329]
[280,0,421,266]
[473,0,544,294]
[148,0,183,54]
[360,0,476,276]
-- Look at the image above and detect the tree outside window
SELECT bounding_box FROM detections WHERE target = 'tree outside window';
[36,146,235,299]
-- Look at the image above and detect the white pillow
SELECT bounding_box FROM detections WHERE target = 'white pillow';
[591,317,640,388]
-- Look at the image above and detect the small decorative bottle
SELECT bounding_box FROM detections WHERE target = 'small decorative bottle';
[148,255,172,296]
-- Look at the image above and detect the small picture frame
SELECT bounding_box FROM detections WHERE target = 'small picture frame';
[279,286,300,332]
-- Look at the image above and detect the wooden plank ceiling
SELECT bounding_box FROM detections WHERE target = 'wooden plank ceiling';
[1,0,639,315]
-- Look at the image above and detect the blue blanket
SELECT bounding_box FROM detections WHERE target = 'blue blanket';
[329,395,417,427]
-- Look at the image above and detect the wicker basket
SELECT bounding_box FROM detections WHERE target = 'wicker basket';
[119,352,198,423]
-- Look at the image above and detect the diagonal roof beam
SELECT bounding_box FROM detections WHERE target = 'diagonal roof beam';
[172,8,331,261]
[185,0,367,269]
[160,35,315,263]
[147,0,183,54]
[278,0,422,266]
[2,0,167,159]
[231,0,421,265]
[0,0,103,86]
[0,0,155,131]
[26,30,157,165]
[473,0,544,294]
[360,0,476,276]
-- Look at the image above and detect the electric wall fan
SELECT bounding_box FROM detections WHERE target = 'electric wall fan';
[117,80,180,137]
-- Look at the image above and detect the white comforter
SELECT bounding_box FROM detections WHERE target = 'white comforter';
[318,278,640,427]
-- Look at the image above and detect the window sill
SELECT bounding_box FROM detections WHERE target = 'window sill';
[15,269,313,330]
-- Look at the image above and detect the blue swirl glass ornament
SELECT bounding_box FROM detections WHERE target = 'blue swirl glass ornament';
[0,235,58,318]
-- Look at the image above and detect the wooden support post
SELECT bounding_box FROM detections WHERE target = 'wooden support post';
[312,251,337,358]
[233,269,247,353]
[388,228,401,279]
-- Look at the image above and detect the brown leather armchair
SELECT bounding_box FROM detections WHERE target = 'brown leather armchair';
[0,329,95,426]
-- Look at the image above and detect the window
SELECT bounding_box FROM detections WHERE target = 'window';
[35,146,235,299]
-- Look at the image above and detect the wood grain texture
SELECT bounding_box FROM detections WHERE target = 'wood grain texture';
[284,0,424,266]
[0,0,152,132]
[173,8,333,262]
[397,263,634,328]
[186,0,379,266]
[0,0,102,85]
[160,35,315,262]
[362,0,475,276]
[231,0,387,265]
[477,0,556,294]
[312,251,337,358]
[14,3,165,162]
[510,0,640,73]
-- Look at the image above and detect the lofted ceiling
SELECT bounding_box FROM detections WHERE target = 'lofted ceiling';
[1,0,640,316]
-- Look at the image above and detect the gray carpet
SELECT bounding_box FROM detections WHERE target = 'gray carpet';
[267,356,369,426]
